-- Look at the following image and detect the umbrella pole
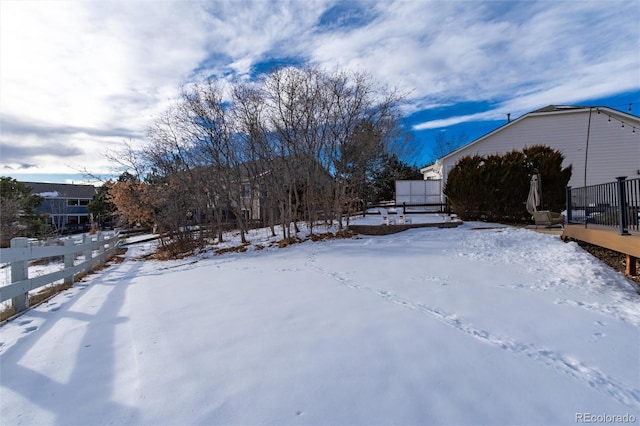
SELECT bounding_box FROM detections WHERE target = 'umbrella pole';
[538,174,543,210]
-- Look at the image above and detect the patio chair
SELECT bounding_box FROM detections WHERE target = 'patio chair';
[379,207,395,225]
[532,211,564,228]
[397,214,411,224]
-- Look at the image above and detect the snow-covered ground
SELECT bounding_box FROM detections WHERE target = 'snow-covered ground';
[1,220,638,425]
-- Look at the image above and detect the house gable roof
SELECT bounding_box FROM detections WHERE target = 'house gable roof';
[22,182,97,199]
[435,105,640,164]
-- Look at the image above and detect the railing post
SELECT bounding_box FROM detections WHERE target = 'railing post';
[565,186,572,224]
[64,239,75,285]
[10,237,29,313]
[616,176,630,235]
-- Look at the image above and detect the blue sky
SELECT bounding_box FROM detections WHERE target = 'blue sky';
[1,0,638,184]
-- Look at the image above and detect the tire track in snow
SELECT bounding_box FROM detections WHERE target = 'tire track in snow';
[305,251,640,411]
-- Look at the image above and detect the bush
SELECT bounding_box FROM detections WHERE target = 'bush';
[444,145,572,222]
[444,155,487,220]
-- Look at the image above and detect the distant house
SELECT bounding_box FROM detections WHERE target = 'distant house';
[191,156,333,224]
[23,182,97,233]
[421,105,640,201]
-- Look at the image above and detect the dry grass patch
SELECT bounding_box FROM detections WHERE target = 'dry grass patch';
[271,237,304,248]
[29,256,64,267]
[102,248,127,265]
[30,283,73,306]
[215,243,250,255]
[308,229,357,242]
[154,243,195,260]
[1,282,73,322]
[0,307,15,322]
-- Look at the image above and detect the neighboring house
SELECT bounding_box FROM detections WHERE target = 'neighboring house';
[192,156,334,224]
[23,182,97,233]
[421,105,640,201]
[242,156,334,223]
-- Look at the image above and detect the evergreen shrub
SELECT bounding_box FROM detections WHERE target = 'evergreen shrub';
[443,145,572,222]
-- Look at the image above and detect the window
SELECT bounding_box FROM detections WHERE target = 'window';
[241,184,251,198]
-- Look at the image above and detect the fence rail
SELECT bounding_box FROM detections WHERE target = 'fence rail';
[566,177,640,234]
[0,231,120,314]
[370,202,452,214]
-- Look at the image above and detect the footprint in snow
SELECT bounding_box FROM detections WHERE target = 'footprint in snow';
[595,320,607,326]
[411,275,441,282]
[23,326,38,333]
[17,319,32,326]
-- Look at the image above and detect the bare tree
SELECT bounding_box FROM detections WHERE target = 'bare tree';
[144,103,209,253]
[324,68,406,228]
[232,82,280,237]
[262,67,317,238]
[430,131,468,162]
[108,64,413,255]
[179,80,255,244]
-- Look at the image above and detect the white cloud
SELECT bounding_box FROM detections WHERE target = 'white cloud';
[1,0,637,176]
[1,0,214,174]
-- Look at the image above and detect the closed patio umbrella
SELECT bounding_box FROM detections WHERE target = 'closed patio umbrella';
[526,174,541,214]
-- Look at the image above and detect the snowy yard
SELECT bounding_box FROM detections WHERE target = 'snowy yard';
[0,220,638,425]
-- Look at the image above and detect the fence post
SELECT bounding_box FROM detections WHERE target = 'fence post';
[97,232,105,266]
[64,239,75,285]
[83,235,93,273]
[616,176,630,236]
[565,186,572,224]
[10,237,29,313]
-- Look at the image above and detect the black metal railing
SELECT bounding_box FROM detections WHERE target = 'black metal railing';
[566,177,640,234]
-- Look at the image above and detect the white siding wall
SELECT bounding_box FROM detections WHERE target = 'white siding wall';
[422,169,440,180]
[440,109,640,189]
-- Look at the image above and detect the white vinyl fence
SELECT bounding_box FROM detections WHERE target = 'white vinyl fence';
[0,232,120,315]
[395,180,443,206]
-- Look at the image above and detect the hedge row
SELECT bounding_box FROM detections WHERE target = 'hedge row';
[443,145,572,222]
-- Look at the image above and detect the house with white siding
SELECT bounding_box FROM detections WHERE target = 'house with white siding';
[421,105,640,201]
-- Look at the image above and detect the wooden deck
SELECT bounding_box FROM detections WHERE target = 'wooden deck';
[562,224,639,275]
